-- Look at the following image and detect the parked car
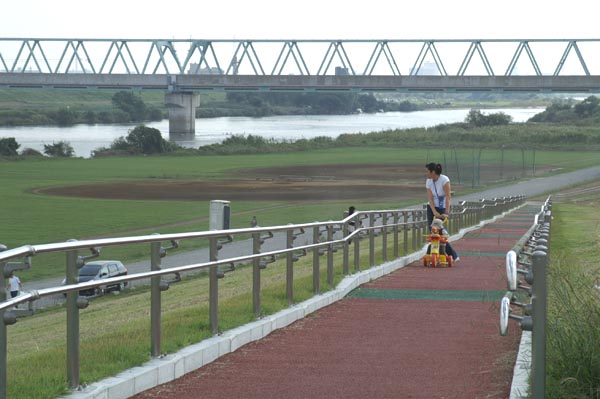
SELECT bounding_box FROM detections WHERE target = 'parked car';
[62,260,128,296]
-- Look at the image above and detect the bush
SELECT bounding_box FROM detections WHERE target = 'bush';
[52,107,77,126]
[43,141,75,157]
[20,148,44,157]
[465,109,512,126]
[92,125,178,157]
[0,137,20,156]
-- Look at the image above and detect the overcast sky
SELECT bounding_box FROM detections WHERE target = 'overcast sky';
[1,0,598,40]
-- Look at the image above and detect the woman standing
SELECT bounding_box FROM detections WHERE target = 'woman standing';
[425,162,459,262]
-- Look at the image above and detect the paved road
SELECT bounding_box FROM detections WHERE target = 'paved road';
[21,165,600,309]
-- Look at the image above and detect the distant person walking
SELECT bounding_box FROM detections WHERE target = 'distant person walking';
[250,216,258,228]
[425,162,459,262]
[7,271,22,298]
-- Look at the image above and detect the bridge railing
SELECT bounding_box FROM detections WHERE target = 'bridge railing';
[0,195,525,399]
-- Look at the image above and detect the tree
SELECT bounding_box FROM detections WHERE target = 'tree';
[465,109,512,126]
[0,137,20,156]
[112,91,147,121]
[53,107,77,126]
[574,95,600,118]
[43,141,75,157]
[125,125,168,154]
[358,94,379,113]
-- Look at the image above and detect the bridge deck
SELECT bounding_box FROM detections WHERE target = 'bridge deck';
[130,206,536,399]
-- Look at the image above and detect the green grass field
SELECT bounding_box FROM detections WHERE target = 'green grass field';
[3,147,600,280]
[2,144,600,398]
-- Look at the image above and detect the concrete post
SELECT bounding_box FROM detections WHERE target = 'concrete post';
[164,92,200,135]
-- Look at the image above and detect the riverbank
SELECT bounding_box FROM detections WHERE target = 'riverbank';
[0,107,545,157]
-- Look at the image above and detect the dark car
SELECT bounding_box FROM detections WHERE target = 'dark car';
[63,260,128,296]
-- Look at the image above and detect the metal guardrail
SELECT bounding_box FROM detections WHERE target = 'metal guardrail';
[500,196,552,399]
[0,195,525,398]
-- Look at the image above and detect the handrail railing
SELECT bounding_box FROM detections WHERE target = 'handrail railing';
[0,195,525,399]
[500,196,552,399]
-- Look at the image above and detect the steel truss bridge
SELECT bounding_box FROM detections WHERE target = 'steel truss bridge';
[2,38,600,92]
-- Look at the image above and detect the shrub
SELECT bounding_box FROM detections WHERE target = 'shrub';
[0,137,20,156]
[20,147,44,157]
[43,141,75,157]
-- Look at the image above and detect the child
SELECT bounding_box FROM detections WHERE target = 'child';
[430,217,459,262]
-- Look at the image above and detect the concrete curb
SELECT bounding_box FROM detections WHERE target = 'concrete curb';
[60,205,528,399]
[510,331,532,399]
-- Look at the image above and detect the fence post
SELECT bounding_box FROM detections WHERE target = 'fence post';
[313,226,320,294]
[286,229,294,304]
[393,213,399,258]
[342,222,349,275]
[369,213,375,267]
[66,249,80,390]
[327,225,334,286]
[150,241,162,357]
[252,233,261,318]
[354,226,360,272]
[411,211,417,252]
[402,211,408,255]
[0,259,7,399]
[209,237,219,335]
[382,212,388,262]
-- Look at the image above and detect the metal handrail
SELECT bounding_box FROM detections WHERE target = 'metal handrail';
[0,195,525,398]
[500,196,552,399]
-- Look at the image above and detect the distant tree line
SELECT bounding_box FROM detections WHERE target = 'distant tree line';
[0,91,165,127]
[222,92,419,116]
[529,95,600,124]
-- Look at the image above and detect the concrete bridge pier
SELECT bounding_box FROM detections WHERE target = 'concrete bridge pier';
[165,92,200,137]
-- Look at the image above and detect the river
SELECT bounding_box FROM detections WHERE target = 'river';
[0,107,544,158]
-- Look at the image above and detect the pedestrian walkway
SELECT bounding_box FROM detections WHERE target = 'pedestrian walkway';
[128,204,538,399]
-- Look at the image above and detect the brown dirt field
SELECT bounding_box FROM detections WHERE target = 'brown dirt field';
[37,164,425,202]
[35,162,549,203]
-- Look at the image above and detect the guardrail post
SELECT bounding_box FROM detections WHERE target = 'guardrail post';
[342,222,349,275]
[402,211,409,255]
[313,226,320,294]
[411,211,417,251]
[353,224,360,272]
[393,213,399,258]
[420,210,427,243]
[286,229,294,304]
[382,212,388,262]
[531,250,548,399]
[66,249,80,390]
[0,259,7,399]
[369,213,375,267]
[150,241,162,357]
[326,225,334,286]
[252,233,261,317]
[209,237,219,335]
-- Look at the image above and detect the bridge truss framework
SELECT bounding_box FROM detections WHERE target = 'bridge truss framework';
[2,38,600,92]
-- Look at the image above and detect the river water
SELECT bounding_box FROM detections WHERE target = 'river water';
[0,107,543,158]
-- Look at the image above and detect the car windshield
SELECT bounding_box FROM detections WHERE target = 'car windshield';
[79,264,102,277]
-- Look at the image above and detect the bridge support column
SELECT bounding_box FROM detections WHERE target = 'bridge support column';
[164,92,199,136]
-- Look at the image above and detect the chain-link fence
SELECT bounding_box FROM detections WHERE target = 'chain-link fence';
[428,148,538,189]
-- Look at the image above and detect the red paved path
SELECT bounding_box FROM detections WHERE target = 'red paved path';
[132,207,536,399]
